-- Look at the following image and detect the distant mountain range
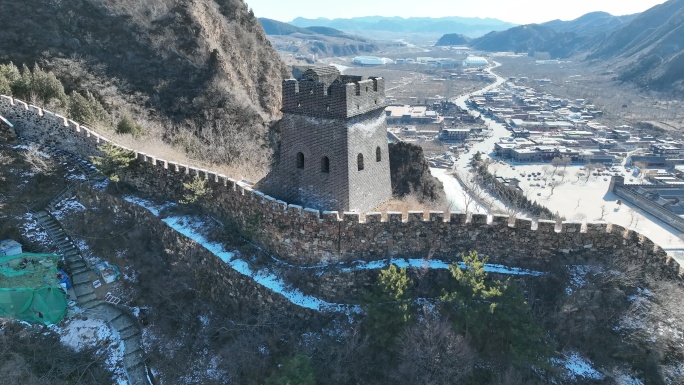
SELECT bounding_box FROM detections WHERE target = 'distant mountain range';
[289,16,516,38]
[468,24,586,58]
[588,0,684,92]
[460,11,638,57]
[434,0,684,93]
[258,18,378,57]
[541,11,638,36]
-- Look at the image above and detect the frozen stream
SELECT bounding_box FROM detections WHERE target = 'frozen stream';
[124,196,543,313]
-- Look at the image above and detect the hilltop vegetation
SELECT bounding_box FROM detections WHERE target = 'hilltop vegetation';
[0,0,288,175]
[435,33,471,46]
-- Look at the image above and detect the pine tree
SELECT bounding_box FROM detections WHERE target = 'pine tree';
[69,91,109,127]
[90,143,135,182]
[265,354,316,385]
[180,176,208,204]
[441,250,553,366]
[364,264,413,349]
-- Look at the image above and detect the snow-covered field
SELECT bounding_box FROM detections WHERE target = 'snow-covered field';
[487,162,684,264]
[50,317,128,385]
[443,68,684,265]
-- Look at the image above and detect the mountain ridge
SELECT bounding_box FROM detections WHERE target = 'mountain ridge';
[289,16,517,37]
[589,0,684,92]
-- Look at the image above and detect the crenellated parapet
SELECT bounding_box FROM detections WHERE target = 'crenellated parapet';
[1,94,682,279]
[281,68,385,119]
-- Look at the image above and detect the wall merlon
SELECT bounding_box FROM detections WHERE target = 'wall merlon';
[450,213,467,225]
[303,208,320,220]
[207,172,218,182]
[343,212,360,223]
[561,222,583,233]
[275,200,288,212]
[537,220,556,233]
[387,212,403,223]
[513,218,533,230]
[365,212,382,223]
[67,119,80,131]
[407,211,425,222]
[15,99,28,110]
[470,213,487,225]
[429,211,445,222]
[288,204,303,216]
[226,178,236,191]
[54,114,67,126]
[159,159,169,169]
[188,167,199,177]
[0,95,13,105]
[178,164,189,174]
[586,222,608,234]
[491,215,509,227]
[29,105,43,115]
[609,223,627,236]
[322,211,340,222]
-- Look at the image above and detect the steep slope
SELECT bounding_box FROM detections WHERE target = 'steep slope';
[259,18,378,57]
[589,0,684,92]
[469,24,583,58]
[388,142,445,203]
[542,11,638,36]
[290,16,516,37]
[435,33,472,46]
[0,0,288,171]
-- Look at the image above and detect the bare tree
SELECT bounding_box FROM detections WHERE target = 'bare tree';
[23,145,53,174]
[551,157,563,178]
[562,157,572,170]
[557,169,567,182]
[584,163,596,182]
[394,311,476,385]
[597,204,608,220]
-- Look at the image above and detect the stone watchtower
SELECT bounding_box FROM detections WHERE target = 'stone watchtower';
[258,66,392,212]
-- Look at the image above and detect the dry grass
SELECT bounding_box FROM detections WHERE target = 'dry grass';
[374,194,449,219]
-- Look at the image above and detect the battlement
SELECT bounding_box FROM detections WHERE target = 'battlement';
[281,66,386,119]
[2,94,682,278]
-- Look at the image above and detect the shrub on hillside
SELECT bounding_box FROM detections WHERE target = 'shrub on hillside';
[116,115,144,137]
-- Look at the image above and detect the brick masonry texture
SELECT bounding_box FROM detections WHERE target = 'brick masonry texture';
[258,66,392,213]
[2,94,683,280]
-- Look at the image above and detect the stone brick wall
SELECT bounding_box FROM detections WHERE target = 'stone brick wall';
[260,66,391,213]
[2,94,683,279]
[258,110,392,213]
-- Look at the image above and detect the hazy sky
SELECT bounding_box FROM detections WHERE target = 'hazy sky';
[246,0,667,25]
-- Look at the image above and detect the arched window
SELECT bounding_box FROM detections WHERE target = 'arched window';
[357,153,364,171]
[321,156,330,173]
[296,152,304,169]
[376,146,382,162]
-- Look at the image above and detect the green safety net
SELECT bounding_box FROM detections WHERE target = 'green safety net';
[0,253,67,324]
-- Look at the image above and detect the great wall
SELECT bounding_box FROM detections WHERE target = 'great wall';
[2,94,683,279]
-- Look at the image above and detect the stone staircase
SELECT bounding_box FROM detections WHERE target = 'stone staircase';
[26,142,151,385]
